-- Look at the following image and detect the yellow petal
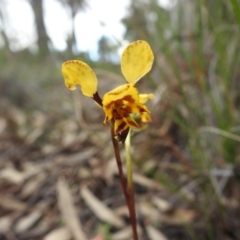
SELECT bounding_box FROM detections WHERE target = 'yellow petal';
[62,60,98,97]
[121,40,154,84]
[130,103,150,114]
[114,117,138,135]
[114,119,128,134]
[102,84,139,119]
[139,93,154,104]
[124,116,139,128]
[140,112,152,122]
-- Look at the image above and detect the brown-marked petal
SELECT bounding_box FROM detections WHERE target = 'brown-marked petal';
[140,112,152,122]
[114,119,129,135]
[124,116,139,128]
[102,84,139,122]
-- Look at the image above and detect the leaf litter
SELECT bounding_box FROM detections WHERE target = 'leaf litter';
[0,80,239,240]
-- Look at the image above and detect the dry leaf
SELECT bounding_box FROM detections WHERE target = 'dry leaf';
[25,128,43,144]
[152,197,171,212]
[80,186,124,228]
[147,225,168,240]
[0,196,26,211]
[8,106,26,126]
[55,148,98,166]
[57,178,87,240]
[0,216,11,232]
[0,117,7,134]
[133,173,164,190]
[20,172,47,198]
[0,168,27,184]
[138,202,161,222]
[44,227,71,240]
[162,208,196,225]
[15,210,43,233]
[0,163,42,184]
[112,226,141,240]
[114,205,129,217]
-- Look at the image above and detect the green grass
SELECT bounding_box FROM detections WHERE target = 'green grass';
[121,0,240,238]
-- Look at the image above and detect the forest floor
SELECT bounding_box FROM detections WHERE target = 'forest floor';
[0,78,240,240]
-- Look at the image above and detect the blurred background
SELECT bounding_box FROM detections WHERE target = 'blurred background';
[0,0,240,239]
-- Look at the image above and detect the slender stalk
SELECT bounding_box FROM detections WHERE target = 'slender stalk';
[125,130,139,240]
[110,126,139,240]
[110,125,130,210]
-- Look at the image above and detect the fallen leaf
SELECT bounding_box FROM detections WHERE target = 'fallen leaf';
[0,216,11,232]
[112,226,141,240]
[0,168,26,184]
[44,227,71,240]
[80,186,124,228]
[0,196,26,211]
[138,202,161,222]
[20,172,47,198]
[133,173,164,190]
[57,178,87,240]
[0,163,42,184]
[147,225,168,240]
[0,117,7,134]
[152,197,171,212]
[161,208,197,225]
[25,128,44,144]
[15,210,43,233]
[55,148,98,166]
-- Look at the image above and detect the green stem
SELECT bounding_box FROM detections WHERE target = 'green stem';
[125,131,133,186]
[125,130,139,240]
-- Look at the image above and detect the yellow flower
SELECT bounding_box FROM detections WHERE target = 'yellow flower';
[62,40,154,142]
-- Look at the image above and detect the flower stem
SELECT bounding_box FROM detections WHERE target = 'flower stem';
[110,126,139,240]
[125,130,138,240]
[110,125,130,208]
